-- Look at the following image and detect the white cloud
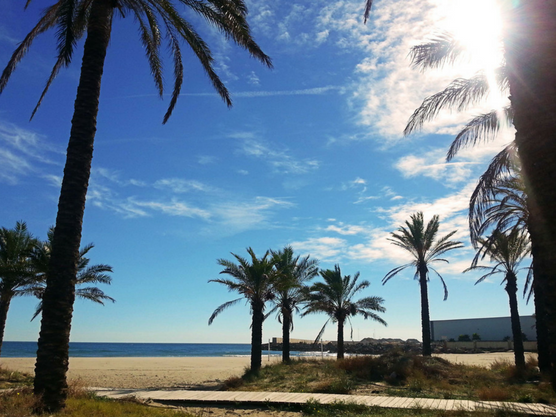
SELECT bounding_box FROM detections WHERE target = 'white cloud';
[131,199,212,219]
[290,237,348,261]
[238,137,320,175]
[154,178,217,193]
[198,155,218,165]
[293,183,476,267]
[247,71,260,86]
[0,122,62,184]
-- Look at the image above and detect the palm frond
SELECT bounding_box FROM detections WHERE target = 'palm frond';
[162,25,184,123]
[133,5,163,97]
[208,297,243,324]
[363,0,373,23]
[0,3,60,95]
[382,264,411,284]
[409,31,466,71]
[75,287,115,304]
[446,106,513,161]
[404,74,490,135]
[55,0,84,66]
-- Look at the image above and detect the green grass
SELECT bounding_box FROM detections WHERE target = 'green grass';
[223,351,556,404]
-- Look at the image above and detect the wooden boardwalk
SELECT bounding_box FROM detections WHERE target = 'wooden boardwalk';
[92,388,556,415]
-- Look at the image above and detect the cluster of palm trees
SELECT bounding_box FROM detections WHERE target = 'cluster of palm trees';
[390,10,547,375]
[0,0,272,410]
[208,246,387,372]
[0,222,114,357]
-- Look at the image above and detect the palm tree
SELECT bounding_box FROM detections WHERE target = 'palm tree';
[470,165,551,373]
[0,222,37,356]
[383,212,463,356]
[209,248,275,374]
[29,228,114,321]
[303,265,386,360]
[502,2,556,388]
[465,229,530,371]
[269,246,318,363]
[0,1,271,410]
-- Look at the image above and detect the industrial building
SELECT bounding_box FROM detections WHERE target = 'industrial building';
[431,316,536,341]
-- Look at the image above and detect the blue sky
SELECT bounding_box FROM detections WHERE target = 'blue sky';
[1,0,530,344]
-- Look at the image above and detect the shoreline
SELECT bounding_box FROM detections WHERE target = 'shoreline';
[1,352,537,389]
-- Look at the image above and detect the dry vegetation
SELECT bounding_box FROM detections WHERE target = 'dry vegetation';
[224,351,556,404]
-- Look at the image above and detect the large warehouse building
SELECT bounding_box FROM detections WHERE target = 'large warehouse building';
[431,316,536,341]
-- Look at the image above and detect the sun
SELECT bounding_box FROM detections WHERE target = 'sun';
[436,0,506,107]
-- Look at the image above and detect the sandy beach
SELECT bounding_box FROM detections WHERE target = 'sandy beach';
[1,352,537,389]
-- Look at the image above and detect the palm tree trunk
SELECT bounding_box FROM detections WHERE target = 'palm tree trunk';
[505,274,525,371]
[0,293,12,357]
[532,261,551,374]
[337,318,344,360]
[282,306,291,363]
[33,0,113,412]
[503,1,556,389]
[250,299,264,373]
[419,268,432,357]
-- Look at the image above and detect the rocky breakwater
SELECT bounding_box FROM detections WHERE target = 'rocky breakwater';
[270,338,422,355]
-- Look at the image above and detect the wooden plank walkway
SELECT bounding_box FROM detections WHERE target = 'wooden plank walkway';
[92,388,556,415]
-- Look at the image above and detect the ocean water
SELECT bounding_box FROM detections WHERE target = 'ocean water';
[2,341,269,358]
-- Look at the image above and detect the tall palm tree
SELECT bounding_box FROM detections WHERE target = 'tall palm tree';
[383,212,463,356]
[269,246,318,363]
[29,228,114,321]
[365,0,556,387]
[303,265,386,360]
[0,222,37,356]
[0,1,271,410]
[209,248,275,374]
[502,2,556,388]
[465,229,530,371]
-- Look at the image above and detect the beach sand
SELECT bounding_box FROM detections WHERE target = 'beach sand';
[1,352,536,390]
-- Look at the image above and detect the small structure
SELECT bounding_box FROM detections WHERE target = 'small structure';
[431,316,536,342]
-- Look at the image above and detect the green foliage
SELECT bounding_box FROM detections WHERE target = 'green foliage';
[458,334,471,342]
[228,352,555,404]
[472,333,481,341]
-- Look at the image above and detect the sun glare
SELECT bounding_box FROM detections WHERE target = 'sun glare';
[436,0,506,108]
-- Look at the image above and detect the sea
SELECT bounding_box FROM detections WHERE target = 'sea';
[2,341,323,358]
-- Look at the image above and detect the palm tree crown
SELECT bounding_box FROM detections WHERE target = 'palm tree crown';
[0,221,38,356]
[384,212,462,356]
[209,247,275,373]
[30,228,114,321]
[269,246,319,362]
[303,265,386,360]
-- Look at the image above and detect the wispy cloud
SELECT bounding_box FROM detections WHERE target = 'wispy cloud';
[154,178,218,194]
[291,182,477,277]
[239,137,320,175]
[115,86,342,100]
[0,122,62,184]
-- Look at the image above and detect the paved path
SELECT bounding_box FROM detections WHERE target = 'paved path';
[92,388,556,415]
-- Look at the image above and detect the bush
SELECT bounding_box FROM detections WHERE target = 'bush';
[472,333,481,341]
[458,334,471,342]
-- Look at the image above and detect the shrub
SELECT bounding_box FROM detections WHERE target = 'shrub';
[472,333,481,341]
[458,334,471,342]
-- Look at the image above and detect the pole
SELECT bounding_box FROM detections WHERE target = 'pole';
[268,339,270,361]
